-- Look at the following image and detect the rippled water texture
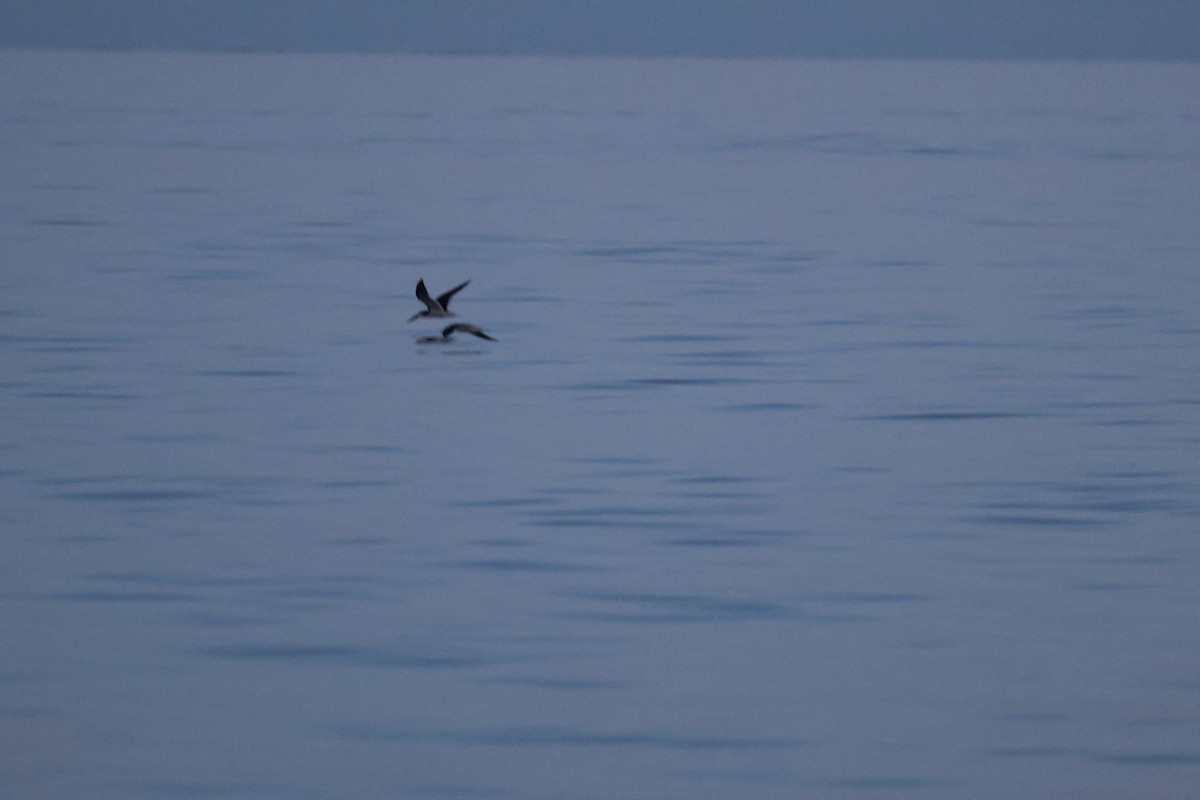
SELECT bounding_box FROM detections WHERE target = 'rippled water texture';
[2,51,1199,799]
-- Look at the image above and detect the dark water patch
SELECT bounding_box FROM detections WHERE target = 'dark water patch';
[876,338,981,350]
[628,334,741,344]
[975,217,1088,229]
[54,533,124,544]
[82,570,194,583]
[720,131,875,154]
[1121,714,1200,730]
[53,489,209,503]
[30,183,101,191]
[1087,148,1190,162]
[174,611,273,629]
[531,516,690,532]
[798,591,931,605]
[573,245,686,261]
[28,390,141,401]
[574,456,658,466]
[1056,304,1142,322]
[1070,498,1177,514]
[81,104,183,115]
[46,138,104,149]
[568,376,750,391]
[477,676,625,691]
[386,254,459,268]
[491,289,558,304]
[529,504,690,532]
[445,231,553,246]
[202,643,487,669]
[731,527,807,541]
[862,411,1040,422]
[462,496,558,509]
[332,723,799,750]
[298,443,412,456]
[997,711,1077,723]
[310,479,398,490]
[451,558,599,573]
[1081,555,1176,567]
[867,259,937,268]
[120,774,361,800]
[659,536,768,548]
[902,145,979,157]
[631,376,753,387]
[967,476,1189,526]
[969,514,1099,528]
[32,218,111,227]
[125,432,226,445]
[265,584,372,603]
[529,505,681,520]
[330,536,393,547]
[827,776,950,790]
[1094,752,1200,765]
[11,334,136,353]
[674,475,764,485]
[426,349,492,357]
[1072,582,1146,593]
[101,781,265,800]
[891,638,957,650]
[469,537,534,548]
[402,785,509,800]
[150,138,251,151]
[58,590,199,603]
[194,369,301,378]
[559,589,790,624]
[147,185,215,195]
[988,746,1081,759]
[80,571,379,598]
[671,488,768,501]
[721,402,813,413]
[671,351,774,367]
[1060,373,1141,386]
[981,497,1178,516]
[0,706,51,720]
[1083,417,1168,427]
[166,268,263,282]
[0,670,43,686]
[43,475,285,508]
[1081,469,1179,482]
[1058,480,1180,499]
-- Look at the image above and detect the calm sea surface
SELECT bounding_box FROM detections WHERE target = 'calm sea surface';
[2,50,1199,799]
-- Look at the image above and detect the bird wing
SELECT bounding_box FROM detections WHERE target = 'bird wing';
[462,324,497,341]
[415,279,441,312]
[436,280,470,310]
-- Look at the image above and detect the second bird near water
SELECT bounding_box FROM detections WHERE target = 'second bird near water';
[409,278,497,343]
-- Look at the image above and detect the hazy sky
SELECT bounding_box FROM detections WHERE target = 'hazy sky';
[2,0,1198,60]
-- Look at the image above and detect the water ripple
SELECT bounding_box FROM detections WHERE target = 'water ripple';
[201,643,489,670]
[331,723,801,750]
[559,589,791,623]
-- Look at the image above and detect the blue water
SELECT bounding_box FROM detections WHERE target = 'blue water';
[2,51,1199,799]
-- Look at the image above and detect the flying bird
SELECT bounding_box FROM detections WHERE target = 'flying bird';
[416,323,498,344]
[408,279,470,322]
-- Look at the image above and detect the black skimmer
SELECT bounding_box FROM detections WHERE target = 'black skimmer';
[417,323,497,344]
[408,279,470,323]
